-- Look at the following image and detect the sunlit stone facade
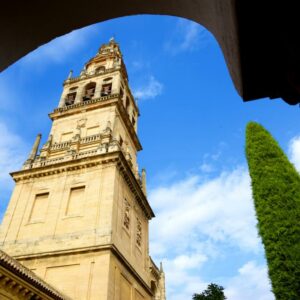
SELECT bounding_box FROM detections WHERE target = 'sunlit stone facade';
[0,39,166,300]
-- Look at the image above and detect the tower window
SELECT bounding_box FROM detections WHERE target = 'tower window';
[101,83,112,96]
[83,82,96,101]
[66,186,85,216]
[65,92,76,106]
[29,193,49,223]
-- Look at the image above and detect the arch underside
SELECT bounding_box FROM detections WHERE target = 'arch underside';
[1,0,300,104]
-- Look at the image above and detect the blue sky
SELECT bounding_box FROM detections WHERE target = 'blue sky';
[1,15,300,300]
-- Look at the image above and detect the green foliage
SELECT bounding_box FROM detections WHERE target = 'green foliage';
[246,122,300,300]
[192,283,226,300]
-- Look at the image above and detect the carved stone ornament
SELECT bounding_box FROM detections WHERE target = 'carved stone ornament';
[123,199,131,230]
[74,118,87,139]
[77,118,87,128]
[103,120,112,134]
[136,218,142,247]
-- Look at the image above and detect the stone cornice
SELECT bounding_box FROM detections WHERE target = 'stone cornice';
[11,151,154,220]
[12,152,118,181]
[149,257,161,281]
[117,152,155,219]
[0,249,69,300]
[110,244,154,296]
[13,244,154,297]
[115,98,142,151]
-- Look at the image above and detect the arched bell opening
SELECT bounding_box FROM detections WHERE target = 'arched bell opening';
[83,82,96,101]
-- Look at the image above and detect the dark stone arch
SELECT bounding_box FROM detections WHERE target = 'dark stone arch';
[1,1,300,104]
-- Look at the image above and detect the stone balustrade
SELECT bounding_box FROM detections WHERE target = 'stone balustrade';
[64,67,118,85]
[54,93,119,113]
[80,134,101,144]
[24,139,125,170]
[50,141,71,151]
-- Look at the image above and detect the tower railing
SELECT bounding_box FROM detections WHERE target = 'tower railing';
[64,67,119,84]
[80,134,101,144]
[54,93,120,113]
[50,141,71,150]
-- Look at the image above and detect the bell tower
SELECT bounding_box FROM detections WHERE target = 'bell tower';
[0,38,165,300]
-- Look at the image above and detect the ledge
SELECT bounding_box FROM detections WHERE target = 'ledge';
[52,93,120,114]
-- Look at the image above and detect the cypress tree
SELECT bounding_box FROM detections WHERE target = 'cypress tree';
[246,122,300,300]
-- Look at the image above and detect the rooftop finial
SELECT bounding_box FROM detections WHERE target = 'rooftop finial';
[67,70,73,79]
[27,133,42,162]
[109,36,115,43]
[160,262,164,272]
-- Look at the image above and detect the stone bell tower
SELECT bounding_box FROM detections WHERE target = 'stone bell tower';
[0,38,165,300]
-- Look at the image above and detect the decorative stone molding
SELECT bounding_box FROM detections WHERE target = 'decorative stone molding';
[136,218,142,247]
[149,258,161,281]
[21,132,125,172]
[123,199,131,231]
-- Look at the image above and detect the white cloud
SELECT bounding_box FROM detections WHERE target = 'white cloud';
[289,135,300,172]
[199,149,223,173]
[163,254,208,300]
[199,162,214,173]
[164,259,274,300]
[0,122,28,189]
[149,166,273,299]
[150,167,261,255]
[133,76,163,100]
[225,261,274,300]
[164,19,210,55]
[21,25,96,65]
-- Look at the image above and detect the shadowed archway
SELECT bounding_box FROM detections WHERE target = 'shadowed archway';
[1,1,300,104]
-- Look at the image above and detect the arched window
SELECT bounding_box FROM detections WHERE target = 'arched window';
[101,83,112,96]
[83,82,96,101]
[65,87,77,106]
